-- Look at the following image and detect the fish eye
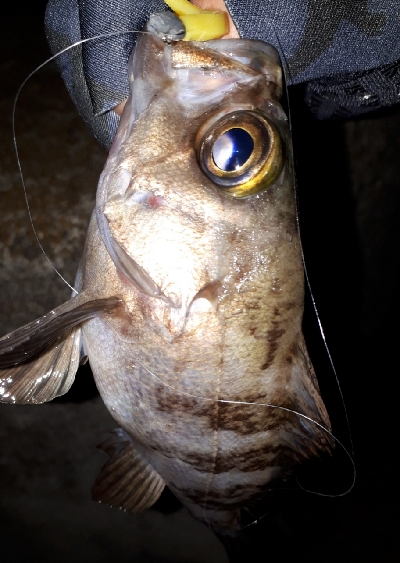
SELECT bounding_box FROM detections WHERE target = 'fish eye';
[196,110,284,198]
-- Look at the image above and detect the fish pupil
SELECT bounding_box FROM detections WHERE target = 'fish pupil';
[212,128,254,172]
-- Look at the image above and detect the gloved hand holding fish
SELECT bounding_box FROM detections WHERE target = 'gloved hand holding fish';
[0,0,333,533]
[45,0,400,149]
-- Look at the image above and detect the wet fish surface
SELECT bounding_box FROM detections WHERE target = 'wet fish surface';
[0,31,332,531]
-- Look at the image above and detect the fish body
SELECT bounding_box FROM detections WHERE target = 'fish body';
[0,33,331,531]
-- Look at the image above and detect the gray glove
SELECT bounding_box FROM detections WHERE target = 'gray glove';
[45,0,400,149]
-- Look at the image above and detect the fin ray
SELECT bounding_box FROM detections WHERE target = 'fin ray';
[0,296,121,368]
[93,429,165,513]
[0,327,81,404]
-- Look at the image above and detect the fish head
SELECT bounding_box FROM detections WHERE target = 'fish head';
[95,34,302,335]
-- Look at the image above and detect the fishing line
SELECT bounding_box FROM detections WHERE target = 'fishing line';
[106,311,354,525]
[12,28,150,295]
[130,352,356,498]
[272,30,356,495]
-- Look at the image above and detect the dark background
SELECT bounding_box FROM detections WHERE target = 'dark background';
[0,2,399,561]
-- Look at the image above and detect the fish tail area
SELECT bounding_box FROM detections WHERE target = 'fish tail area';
[92,428,165,512]
[0,294,121,404]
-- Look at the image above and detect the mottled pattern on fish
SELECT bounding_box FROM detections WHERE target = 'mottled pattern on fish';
[0,34,332,531]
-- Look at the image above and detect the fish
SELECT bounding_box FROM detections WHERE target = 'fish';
[0,30,332,532]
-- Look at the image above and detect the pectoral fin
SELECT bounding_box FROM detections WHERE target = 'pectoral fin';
[0,295,121,404]
[0,327,81,404]
[93,428,165,513]
[0,296,121,367]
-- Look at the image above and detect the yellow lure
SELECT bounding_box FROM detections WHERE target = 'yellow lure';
[163,0,229,40]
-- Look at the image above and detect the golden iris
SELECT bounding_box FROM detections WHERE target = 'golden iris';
[196,110,284,198]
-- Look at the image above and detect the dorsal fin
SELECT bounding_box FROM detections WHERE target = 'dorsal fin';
[93,428,165,513]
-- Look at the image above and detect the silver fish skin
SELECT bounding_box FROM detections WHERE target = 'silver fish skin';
[0,33,332,532]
